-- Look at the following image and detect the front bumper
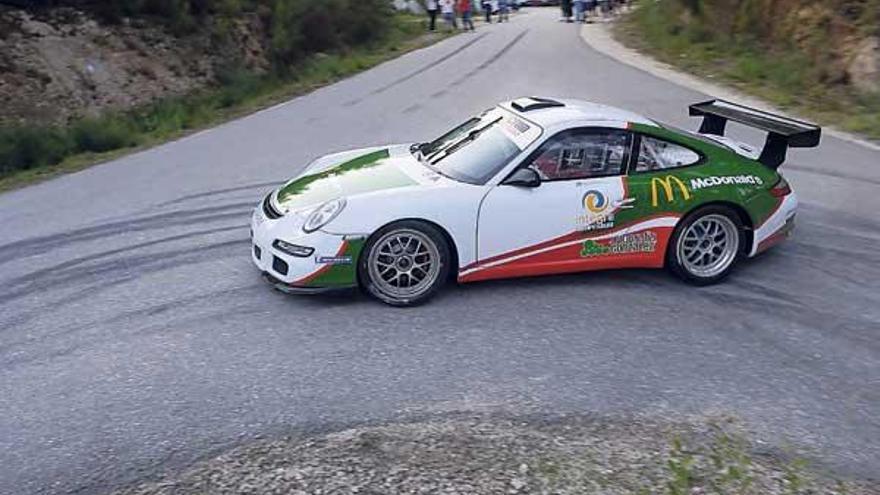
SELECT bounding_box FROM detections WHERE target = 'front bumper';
[250,202,364,290]
[262,272,356,294]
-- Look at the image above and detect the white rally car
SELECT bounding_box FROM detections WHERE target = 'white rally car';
[251,97,818,306]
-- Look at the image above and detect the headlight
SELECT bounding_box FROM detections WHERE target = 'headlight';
[262,193,283,219]
[272,239,314,257]
[303,198,346,233]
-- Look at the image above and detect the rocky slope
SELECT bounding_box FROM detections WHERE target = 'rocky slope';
[0,6,269,126]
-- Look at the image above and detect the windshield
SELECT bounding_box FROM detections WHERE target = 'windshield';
[414,108,542,185]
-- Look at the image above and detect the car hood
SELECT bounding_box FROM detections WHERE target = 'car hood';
[274,146,428,213]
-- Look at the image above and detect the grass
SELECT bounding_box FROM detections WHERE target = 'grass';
[655,428,841,495]
[615,0,880,141]
[528,419,862,495]
[0,15,451,193]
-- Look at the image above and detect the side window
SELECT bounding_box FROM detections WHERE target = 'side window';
[635,135,701,172]
[529,129,630,181]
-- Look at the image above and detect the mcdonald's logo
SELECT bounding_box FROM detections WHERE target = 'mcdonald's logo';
[651,176,691,207]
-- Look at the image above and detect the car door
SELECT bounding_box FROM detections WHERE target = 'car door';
[462,127,637,283]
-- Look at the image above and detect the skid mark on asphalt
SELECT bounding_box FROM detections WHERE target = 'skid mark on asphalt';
[0,225,245,291]
[796,209,880,244]
[698,272,880,357]
[157,181,280,207]
[0,237,247,306]
[788,244,877,285]
[717,315,880,402]
[341,32,489,107]
[449,30,529,88]
[0,281,266,368]
[784,207,880,290]
[665,276,880,379]
[0,284,265,369]
[0,239,252,362]
[726,278,806,308]
[0,202,251,265]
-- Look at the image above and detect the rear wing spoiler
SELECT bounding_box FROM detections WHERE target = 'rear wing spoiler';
[689,99,821,169]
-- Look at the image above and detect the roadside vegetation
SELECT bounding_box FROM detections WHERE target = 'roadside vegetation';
[616,0,880,140]
[0,0,445,191]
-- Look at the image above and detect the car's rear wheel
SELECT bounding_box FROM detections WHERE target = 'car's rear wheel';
[359,221,450,306]
[668,206,743,285]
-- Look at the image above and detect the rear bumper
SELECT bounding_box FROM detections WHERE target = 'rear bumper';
[751,192,798,256]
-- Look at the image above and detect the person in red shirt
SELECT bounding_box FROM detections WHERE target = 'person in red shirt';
[458,0,475,30]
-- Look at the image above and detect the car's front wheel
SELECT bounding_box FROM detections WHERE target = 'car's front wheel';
[667,205,743,285]
[359,220,451,306]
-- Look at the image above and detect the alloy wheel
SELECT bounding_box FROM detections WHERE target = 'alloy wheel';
[367,228,441,300]
[677,214,740,278]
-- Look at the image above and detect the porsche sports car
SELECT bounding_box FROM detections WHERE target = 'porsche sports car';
[251,97,820,306]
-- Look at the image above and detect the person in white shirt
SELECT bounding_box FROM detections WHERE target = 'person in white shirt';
[426,0,439,31]
[440,0,457,30]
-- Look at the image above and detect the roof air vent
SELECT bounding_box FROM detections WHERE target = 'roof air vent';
[510,97,565,112]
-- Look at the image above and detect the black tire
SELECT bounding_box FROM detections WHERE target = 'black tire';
[358,220,451,307]
[667,205,744,286]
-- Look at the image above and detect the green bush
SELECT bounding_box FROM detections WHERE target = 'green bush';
[0,126,73,174]
[137,98,190,134]
[269,0,394,67]
[71,117,139,153]
[215,68,266,107]
[0,116,143,173]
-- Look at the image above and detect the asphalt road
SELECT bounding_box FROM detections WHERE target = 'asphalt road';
[1,9,879,494]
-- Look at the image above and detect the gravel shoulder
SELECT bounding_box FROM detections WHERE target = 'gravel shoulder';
[114,415,878,495]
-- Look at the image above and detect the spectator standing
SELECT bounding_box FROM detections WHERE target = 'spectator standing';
[440,0,457,29]
[584,0,596,21]
[597,0,610,18]
[560,0,573,21]
[497,0,509,22]
[573,0,584,22]
[481,0,493,23]
[426,0,438,31]
[459,0,475,30]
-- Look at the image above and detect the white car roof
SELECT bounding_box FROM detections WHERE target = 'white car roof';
[500,97,658,130]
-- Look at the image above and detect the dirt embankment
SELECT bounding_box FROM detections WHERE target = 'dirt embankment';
[0,6,270,126]
[672,0,880,92]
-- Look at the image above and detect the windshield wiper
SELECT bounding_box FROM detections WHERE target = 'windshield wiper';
[409,142,424,161]
[428,117,502,164]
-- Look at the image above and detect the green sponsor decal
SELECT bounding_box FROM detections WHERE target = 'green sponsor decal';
[276,149,416,211]
[580,232,658,257]
[305,238,365,288]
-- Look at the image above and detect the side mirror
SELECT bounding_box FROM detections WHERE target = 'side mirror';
[504,167,541,188]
